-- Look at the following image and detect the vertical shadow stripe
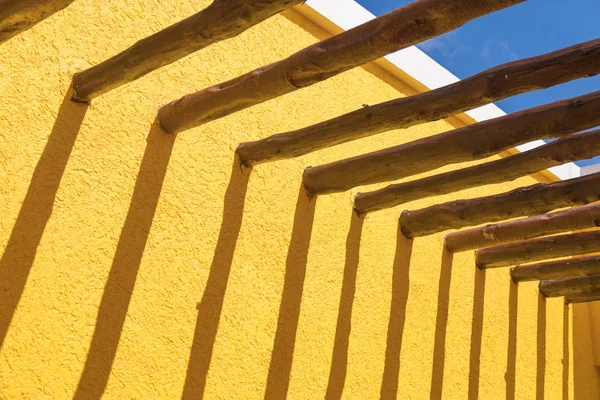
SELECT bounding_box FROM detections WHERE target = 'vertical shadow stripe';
[264,188,316,400]
[430,249,454,400]
[380,226,413,400]
[325,213,364,400]
[74,123,175,399]
[182,158,251,399]
[0,90,87,350]
[468,268,486,400]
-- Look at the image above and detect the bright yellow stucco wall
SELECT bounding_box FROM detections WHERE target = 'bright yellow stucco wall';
[0,1,597,399]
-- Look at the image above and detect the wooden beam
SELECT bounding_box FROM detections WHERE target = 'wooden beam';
[156,0,525,133]
[71,0,303,101]
[302,91,600,196]
[237,39,600,165]
[511,256,600,282]
[475,230,600,269]
[399,171,600,238]
[444,202,600,252]
[540,274,600,298]
[355,128,600,213]
[566,291,600,304]
[0,0,75,44]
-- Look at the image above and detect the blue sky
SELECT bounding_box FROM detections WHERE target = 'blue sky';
[356,0,600,166]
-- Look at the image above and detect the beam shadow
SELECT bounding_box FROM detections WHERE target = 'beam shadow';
[264,187,317,400]
[505,280,518,400]
[325,212,364,400]
[0,89,88,350]
[468,268,486,400]
[563,303,569,400]
[430,248,454,400]
[74,122,176,399]
[182,157,251,399]
[380,226,413,400]
[536,293,546,400]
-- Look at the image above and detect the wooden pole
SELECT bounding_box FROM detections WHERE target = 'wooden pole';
[443,202,600,253]
[355,128,600,213]
[475,230,600,269]
[237,39,600,165]
[539,274,600,298]
[156,0,525,133]
[399,171,600,238]
[565,291,600,304]
[303,91,600,196]
[511,256,600,282]
[71,0,303,101]
[0,0,75,44]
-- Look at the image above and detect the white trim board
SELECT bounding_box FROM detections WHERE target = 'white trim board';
[305,0,581,181]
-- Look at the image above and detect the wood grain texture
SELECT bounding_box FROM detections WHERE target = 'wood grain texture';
[444,202,600,253]
[0,0,75,44]
[539,274,600,298]
[156,0,525,133]
[565,291,600,304]
[238,39,600,165]
[511,256,600,282]
[355,128,600,213]
[71,0,303,101]
[400,171,600,238]
[303,91,600,195]
[475,230,600,269]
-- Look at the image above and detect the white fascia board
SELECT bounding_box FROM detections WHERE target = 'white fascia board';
[305,0,581,180]
[581,164,600,177]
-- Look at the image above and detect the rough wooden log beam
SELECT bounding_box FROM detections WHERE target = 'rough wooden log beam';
[355,128,600,213]
[565,291,600,304]
[71,0,304,101]
[237,39,600,165]
[156,0,525,134]
[0,0,75,44]
[475,230,600,269]
[444,202,600,252]
[400,171,600,238]
[539,274,600,298]
[302,91,600,196]
[511,256,600,282]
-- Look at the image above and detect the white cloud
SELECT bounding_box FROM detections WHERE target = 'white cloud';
[420,36,447,52]
[480,45,490,58]
[418,31,473,62]
[480,39,518,61]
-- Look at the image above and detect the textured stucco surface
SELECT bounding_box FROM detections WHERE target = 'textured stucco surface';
[0,1,597,398]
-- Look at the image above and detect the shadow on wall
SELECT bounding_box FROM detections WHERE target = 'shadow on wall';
[573,302,600,399]
[74,122,176,399]
[468,267,486,400]
[182,158,251,400]
[537,293,546,400]
[182,178,317,400]
[0,89,590,398]
[428,253,523,400]
[430,249,454,400]
[0,89,88,350]
[563,303,569,400]
[380,227,413,399]
[325,212,364,400]
[506,280,518,400]
[264,188,317,400]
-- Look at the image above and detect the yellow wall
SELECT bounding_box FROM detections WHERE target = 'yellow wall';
[0,1,596,398]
